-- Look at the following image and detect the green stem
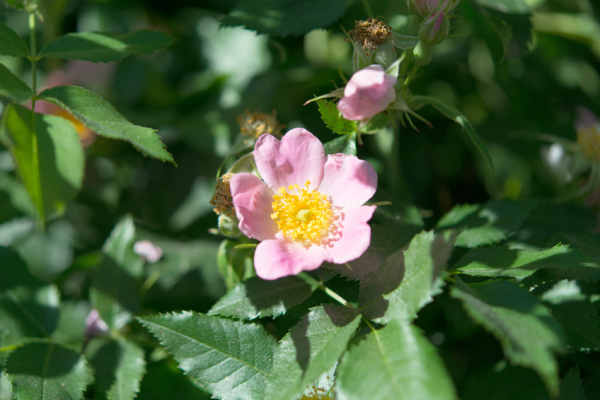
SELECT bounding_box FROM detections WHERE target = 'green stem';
[29,12,37,98]
[360,0,374,18]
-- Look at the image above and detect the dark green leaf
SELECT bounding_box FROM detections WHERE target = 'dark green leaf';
[50,301,90,350]
[452,244,600,281]
[264,305,360,400]
[6,343,93,400]
[360,230,454,323]
[486,14,534,60]
[216,239,247,290]
[437,200,537,248]
[223,0,351,36]
[0,22,30,57]
[39,30,175,62]
[409,95,494,171]
[336,320,456,400]
[0,247,60,340]
[360,113,391,135]
[0,103,85,221]
[0,63,33,102]
[474,0,530,14]
[138,312,277,400]
[461,364,547,400]
[137,359,211,400]
[323,134,357,156]
[451,279,564,395]
[89,339,146,400]
[317,100,356,136]
[208,275,318,320]
[37,86,174,163]
[546,300,600,352]
[555,367,585,400]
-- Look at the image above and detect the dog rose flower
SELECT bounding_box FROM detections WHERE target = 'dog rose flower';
[231,128,377,280]
[337,64,397,121]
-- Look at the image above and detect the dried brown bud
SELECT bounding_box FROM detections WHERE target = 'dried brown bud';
[348,17,392,53]
[210,173,235,215]
[237,110,284,139]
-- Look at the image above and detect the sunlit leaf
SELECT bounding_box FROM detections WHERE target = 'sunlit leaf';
[317,100,356,136]
[323,134,357,156]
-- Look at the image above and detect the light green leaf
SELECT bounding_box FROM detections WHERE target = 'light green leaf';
[409,95,494,171]
[360,230,454,323]
[89,339,146,400]
[533,13,600,58]
[336,320,456,400]
[37,86,174,163]
[0,63,33,102]
[223,0,351,36]
[39,30,175,62]
[0,217,34,246]
[474,0,530,14]
[451,279,564,395]
[0,247,60,340]
[138,312,277,400]
[216,239,247,290]
[0,22,30,57]
[90,216,142,331]
[390,33,419,49]
[264,305,360,400]
[0,103,85,222]
[6,343,93,400]
[50,301,90,351]
[452,244,600,281]
[317,100,356,136]
[437,200,538,248]
[208,275,318,320]
[323,134,357,156]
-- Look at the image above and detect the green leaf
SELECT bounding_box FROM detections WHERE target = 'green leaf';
[89,339,146,400]
[325,224,421,280]
[360,230,454,323]
[437,200,537,248]
[452,244,600,281]
[50,301,90,350]
[0,22,30,57]
[0,63,33,102]
[409,95,494,172]
[37,86,174,163]
[6,343,93,400]
[474,0,530,14]
[317,100,356,136]
[451,279,564,395]
[532,13,600,58]
[486,14,534,60]
[39,30,175,62]
[360,113,391,135]
[323,134,357,156]
[0,103,85,222]
[137,359,211,400]
[90,216,142,331]
[216,239,247,290]
[554,367,585,400]
[336,320,456,400]
[0,217,34,246]
[545,300,600,352]
[0,247,60,340]
[208,275,318,320]
[264,305,360,400]
[461,364,547,400]
[390,33,419,49]
[223,0,351,36]
[138,312,277,400]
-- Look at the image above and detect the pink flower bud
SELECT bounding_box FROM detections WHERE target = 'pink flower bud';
[133,240,163,263]
[85,309,109,338]
[337,65,397,121]
[419,11,451,45]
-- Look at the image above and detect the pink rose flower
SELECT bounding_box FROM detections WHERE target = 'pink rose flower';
[337,65,397,121]
[133,240,163,263]
[231,129,378,280]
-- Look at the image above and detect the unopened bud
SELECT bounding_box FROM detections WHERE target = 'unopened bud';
[575,107,600,164]
[85,309,109,338]
[218,211,241,238]
[407,0,458,18]
[413,41,435,66]
[419,11,450,45]
[133,240,163,263]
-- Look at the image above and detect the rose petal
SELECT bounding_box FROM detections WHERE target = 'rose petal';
[254,129,325,191]
[231,172,278,241]
[318,154,377,208]
[254,235,331,280]
[324,206,376,264]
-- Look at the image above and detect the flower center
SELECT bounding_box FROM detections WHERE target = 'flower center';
[271,180,332,243]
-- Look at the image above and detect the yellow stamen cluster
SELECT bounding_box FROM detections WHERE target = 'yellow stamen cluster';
[577,126,600,164]
[348,17,392,53]
[210,173,235,216]
[237,110,284,139]
[271,181,332,243]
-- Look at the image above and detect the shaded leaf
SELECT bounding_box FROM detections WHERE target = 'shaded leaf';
[323,134,357,156]
[0,63,33,102]
[486,13,533,60]
[546,300,600,352]
[39,30,175,62]
[452,244,600,281]
[139,312,276,400]
[360,230,454,323]
[0,104,85,222]
[216,239,247,290]
[317,100,356,136]
[223,0,351,37]
[461,364,547,400]
[409,95,494,171]
[6,343,93,400]
[336,320,456,400]
[0,217,34,246]
[264,305,360,400]
[137,359,211,400]
[208,275,318,320]
[451,279,564,395]
[474,0,530,14]
[0,21,30,57]
[37,86,174,163]
[360,113,390,135]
